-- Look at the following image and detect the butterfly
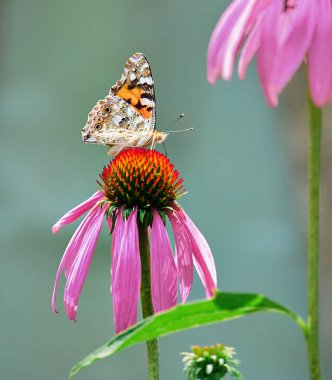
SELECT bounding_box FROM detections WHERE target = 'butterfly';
[82,53,168,156]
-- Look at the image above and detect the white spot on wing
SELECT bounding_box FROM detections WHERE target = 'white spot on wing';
[139,77,153,85]
[112,115,122,125]
[140,98,152,106]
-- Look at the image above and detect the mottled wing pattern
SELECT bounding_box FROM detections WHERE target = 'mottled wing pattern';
[90,96,155,156]
[110,52,156,132]
[82,53,164,156]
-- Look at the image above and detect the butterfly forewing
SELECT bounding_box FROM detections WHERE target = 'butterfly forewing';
[110,53,156,132]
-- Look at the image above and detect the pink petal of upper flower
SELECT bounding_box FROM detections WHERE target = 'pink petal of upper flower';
[167,211,193,303]
[63,203,108,321]
[238,11,265,79]
[52,191,104,234]
[308,0,332,107]
[112,208,141,333]
[257,0,316,106]
[150,209,177,313]
[207,0,258,83]
[173,204,217,298]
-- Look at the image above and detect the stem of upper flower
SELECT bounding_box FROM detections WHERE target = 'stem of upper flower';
[138,221,159,380]
[306,91,322,380]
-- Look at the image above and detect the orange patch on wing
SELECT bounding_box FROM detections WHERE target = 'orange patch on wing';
[117,85,140,105]
[130,87,142,100]
[117,85,152,120]
[139,108,152,119]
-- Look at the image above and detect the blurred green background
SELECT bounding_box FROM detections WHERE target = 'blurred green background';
[1,0,331,379]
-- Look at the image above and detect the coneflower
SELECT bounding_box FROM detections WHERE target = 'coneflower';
[52,148,217,333]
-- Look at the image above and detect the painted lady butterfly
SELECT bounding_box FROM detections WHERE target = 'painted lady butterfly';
[82,53,168,156]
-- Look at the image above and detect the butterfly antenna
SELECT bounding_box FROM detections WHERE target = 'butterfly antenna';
[169,113,184,127]
[165,127,193,133]
[163,113,193,133]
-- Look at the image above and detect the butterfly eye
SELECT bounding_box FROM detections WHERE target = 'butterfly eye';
[95,124,102,130]
[104,107,110,113]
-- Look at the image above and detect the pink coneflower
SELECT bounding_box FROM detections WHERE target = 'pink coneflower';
[207,0,332,107]
[52,148,217,333]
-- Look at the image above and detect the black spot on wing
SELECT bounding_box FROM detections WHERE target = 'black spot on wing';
[135,102,144,110]
[128,83,137,90]
[141,93,154,101]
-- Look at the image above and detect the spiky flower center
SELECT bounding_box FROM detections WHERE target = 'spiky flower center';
[99,148,185,210]
[181,344,242,380]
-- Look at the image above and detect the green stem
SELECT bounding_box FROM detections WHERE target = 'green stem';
[306,92,322,380]
[138,221,159,380]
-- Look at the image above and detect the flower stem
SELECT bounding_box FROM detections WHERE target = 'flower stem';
[138,221,159,380]
[306,92,322,380]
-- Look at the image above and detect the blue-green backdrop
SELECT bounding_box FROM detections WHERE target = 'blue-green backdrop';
[1,0,331,379]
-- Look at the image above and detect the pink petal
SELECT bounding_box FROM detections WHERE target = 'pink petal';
[108,209,118,294]
[207,0,260,83]
[107,216,113,231]
[308,0,332,107]
[150,209,177,313]
[52,191,104,234]
[257,0,316,106]
[326,80,332,105]
[52,207,93,313]
[238,11,265,79]
[173,204,217,298]
[63,203,108,321]
[110,207,125,294]
[112,208,141,333]
[167,211,193,303]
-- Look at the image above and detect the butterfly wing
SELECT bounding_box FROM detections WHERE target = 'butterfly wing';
[110,52,156,132]
[82,53,156,153]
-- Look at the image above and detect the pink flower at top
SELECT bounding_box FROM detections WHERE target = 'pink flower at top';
[207,0,332,107]
[52,149,217,333]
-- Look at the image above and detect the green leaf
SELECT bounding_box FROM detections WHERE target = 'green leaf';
[69,292,306,379]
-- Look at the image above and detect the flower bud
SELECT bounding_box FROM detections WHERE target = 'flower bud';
[181,344,242,379]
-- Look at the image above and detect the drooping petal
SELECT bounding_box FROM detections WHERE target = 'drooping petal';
[63,203,108,321]
[207,0,259,83]
[308,0,332,107]
[107,216,113,231]
[110,207,125,294]
[326,79,332,106]
[172,204,217,298]
[257,0,316,106]
[52,191,104,234]
[107,212,115,292]
[52,210,91,313]
[150,209,177,313]
[168,211,193,303]
[238,12,265,79]
[112,208,141,334]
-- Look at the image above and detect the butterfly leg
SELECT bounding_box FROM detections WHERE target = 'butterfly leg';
[162,142,168,157]
[150,135,155,151]
[115,144,127,156]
